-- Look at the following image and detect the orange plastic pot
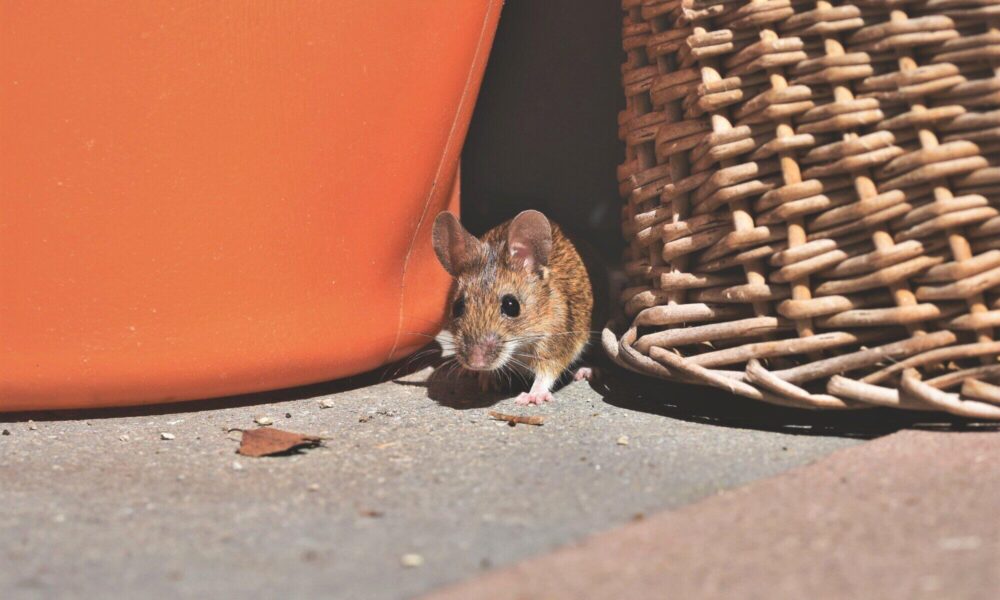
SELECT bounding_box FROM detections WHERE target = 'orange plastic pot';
[1,1,502,412]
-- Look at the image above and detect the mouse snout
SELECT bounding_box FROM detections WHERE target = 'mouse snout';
[464,334,500,370]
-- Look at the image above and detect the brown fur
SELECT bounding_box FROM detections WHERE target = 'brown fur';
[435,213,593,385]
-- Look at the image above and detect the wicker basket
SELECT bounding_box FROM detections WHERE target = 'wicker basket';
[606,0,1000,419]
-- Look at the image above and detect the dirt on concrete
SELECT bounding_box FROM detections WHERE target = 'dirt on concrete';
[0,364,894,600]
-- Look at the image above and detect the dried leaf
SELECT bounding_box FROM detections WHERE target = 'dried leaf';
[488,411,544,426]
[237,427,324,457]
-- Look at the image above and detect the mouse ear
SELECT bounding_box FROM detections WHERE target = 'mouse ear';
[507,210,552,273]
[432,212,482,276]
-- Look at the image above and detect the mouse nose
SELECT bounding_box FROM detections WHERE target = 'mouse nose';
[466,335,499,370]
[467,346,489,369]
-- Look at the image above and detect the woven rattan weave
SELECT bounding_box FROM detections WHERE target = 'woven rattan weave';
[606,0,1000,418]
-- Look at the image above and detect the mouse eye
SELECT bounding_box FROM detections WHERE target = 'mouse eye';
[500,294,520,318]
[451,296,465,318]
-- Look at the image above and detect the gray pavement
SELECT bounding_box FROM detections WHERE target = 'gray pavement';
[1,361,924,599]
[428,428,1000,600]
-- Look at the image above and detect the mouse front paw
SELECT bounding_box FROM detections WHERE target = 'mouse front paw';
[573,367,594,382]
[514,391,554,406]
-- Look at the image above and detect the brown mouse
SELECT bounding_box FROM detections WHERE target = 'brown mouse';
[431,210,596,405]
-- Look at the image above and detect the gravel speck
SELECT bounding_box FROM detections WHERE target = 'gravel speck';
[617,435,630,446]
[254,416,273,426]
[400,553,424,568]
[160,432,175,441]
[319,399,335,409]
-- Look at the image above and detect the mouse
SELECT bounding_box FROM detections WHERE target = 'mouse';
[431,209,598,405]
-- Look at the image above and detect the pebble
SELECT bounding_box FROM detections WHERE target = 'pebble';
[254,416,273,426]
[307,483,320,492]
[939,536,981,551]
[232,461,244,471]
[27,420,37,431]
[160,432,175,440]
[1,429,10,436]
[119,434,130,442]
[319,399,335,409]
[400,553,424,568]
[617,435,630,446]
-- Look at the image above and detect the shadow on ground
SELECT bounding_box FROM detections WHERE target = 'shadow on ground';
[390,345,998,440]
[393,349,517,410]
[5,342,996,440]
[592,367,999,439]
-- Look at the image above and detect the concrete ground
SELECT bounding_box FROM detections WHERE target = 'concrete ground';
[427,429,1000,600]
[0,360,989,599]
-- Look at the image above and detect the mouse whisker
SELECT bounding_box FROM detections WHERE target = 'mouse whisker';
[511,362,530,388]
[509,330,600,342]
[388,350,437,378]
[394,333,456,358]
[400,316,448,328]
[400,331,438,339]
[401,348,443,370]
[502,358,532,388]
[437,357,462,380]
[504,369,522,389]
[400,331,458,352]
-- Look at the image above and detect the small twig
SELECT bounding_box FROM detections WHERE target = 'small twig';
[488,411,544,426]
